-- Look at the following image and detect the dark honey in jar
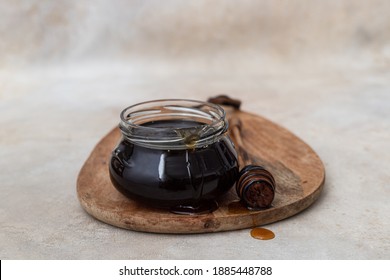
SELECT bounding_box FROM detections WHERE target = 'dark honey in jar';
[109,99,239,214]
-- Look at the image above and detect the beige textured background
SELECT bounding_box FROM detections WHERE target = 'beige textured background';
[2,0,390,70]
[1,0,389,259]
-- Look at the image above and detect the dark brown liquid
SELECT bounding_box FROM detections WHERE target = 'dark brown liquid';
[250,227,275,240]
[109,120,239,215]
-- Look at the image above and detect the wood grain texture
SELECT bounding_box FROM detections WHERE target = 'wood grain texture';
[77,110,325,233]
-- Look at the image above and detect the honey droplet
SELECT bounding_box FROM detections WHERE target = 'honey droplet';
[250,227,275,240]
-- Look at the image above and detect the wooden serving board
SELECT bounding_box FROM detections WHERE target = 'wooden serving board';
[77,110,325,234]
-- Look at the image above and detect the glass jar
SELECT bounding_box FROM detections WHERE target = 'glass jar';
[109,99,239,214]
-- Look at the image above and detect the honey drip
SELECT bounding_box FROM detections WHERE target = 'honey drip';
[227,200,250,215]
[250,227,275,240]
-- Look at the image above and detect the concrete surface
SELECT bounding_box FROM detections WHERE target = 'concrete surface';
[1,0,389,259]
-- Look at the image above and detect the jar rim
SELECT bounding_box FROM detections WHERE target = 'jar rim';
[119,99,228,149]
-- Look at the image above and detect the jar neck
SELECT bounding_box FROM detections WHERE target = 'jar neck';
[119,99,229,150]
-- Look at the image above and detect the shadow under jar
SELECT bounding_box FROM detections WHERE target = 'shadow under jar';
[109,99,239,215]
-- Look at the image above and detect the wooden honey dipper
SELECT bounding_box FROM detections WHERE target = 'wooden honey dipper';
[208,95,276,210]
[229,117,276,209]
